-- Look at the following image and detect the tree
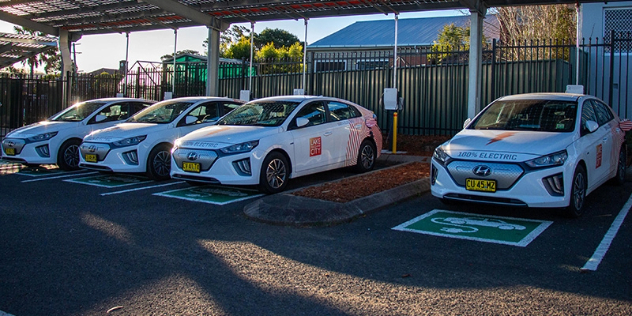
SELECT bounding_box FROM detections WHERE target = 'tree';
[254,28,300,49]
[13,26,60,77]
[495,5,576,43]
[222,36,252,60]
[160,49,202,61]
[430,23,470,64]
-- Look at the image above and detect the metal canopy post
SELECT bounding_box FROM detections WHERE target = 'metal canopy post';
[249,22,254,92]
[303,18,308,92]
[124,32,129,97]
[393,14,398,89]
[575,2,580,85]
[468,9,486,119]
[59,29,73,107]
[173,29,177,95]
[206,27,220,96]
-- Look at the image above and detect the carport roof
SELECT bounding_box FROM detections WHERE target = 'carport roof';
[0,32,57,69]
[0,0,620,37]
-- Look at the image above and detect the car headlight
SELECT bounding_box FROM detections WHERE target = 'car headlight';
[27,131,58,142]
[525,150,568,168]
[112,135,147,148]
[220,140,259,154]
[433,145,451,166]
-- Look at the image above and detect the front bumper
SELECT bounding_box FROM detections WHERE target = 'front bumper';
[170,148,260,185]
[430,158,570,208]
[78,142,145,173]
[1,138,56,164]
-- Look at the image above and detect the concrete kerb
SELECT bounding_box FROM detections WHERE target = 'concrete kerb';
[243,154,431,227]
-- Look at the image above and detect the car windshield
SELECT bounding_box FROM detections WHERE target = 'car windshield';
[470,99,578,132]
[50,101,107,122]
[127,100,195,124]
[217,101,301,126]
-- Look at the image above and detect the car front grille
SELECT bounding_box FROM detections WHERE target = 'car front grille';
[446,160,524,190]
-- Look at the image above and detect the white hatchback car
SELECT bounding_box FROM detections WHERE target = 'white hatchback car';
[1,98,153,170]
[170,95,383,193]
[78,96,244,180]
[431,93,627,217]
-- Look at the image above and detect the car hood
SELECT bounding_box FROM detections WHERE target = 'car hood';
[5,121,77,138]
[84,123,169,142]
[442,129,575,162]
[178,125,280,148]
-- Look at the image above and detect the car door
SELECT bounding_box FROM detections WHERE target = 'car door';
[591,99,619,178]
[577,100,611,188]
[325,101,360,165]
[176,101,221,137]
[289,101,335,174]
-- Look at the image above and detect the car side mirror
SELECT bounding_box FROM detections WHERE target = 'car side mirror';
[94,114,107,123]
[585,120,599,133]
[463,118,472,129]
[185,115,197,125]
[296,117,310,128]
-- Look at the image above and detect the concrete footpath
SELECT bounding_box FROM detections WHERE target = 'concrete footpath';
[243,154,431,226]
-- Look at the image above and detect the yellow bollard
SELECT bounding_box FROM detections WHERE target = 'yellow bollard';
[392,112,398,153]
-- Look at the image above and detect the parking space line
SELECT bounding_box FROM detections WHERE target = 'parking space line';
[100,181,186,196]
[0,310,15,316]
[21,171,98,183]
[154,185,263,205]
[17,168,86,177]
[581,192,632,272]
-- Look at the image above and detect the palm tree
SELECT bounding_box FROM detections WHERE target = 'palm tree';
[14,26,59,78]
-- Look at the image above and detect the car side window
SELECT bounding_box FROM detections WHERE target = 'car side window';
[88,103,125,124]
[591,100,614,126]
[290,102,326,128]
[186,102,220,125]
[327,101,359,121]
[580,101,598,135]
[221,102,242,115]
[130,102,150,117]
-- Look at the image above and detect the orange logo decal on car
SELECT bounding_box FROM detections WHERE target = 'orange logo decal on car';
[596,144,602,168]
[310,137,321,157]
[486,132,517,145]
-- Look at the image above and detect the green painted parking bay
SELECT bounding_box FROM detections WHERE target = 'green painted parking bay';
[154,185,263,205]
[392,209,553,247]
[65,174,152,188]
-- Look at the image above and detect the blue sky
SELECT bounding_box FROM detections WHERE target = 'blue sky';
[0,9,464,73]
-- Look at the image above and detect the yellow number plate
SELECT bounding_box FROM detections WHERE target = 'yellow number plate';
[182,162,201,173]
[5,147,15,156]
[85,154,97,162]
[466,179,497,192]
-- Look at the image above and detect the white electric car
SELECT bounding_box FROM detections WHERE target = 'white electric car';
[78,96,244,180]
[431,93,627,217]
[170,95,383,193]
[1,98,153,170]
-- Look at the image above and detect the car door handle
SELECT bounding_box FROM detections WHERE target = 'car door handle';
[324,131,333,136]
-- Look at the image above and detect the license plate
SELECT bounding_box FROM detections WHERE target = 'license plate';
[5,147,15,156]
[85,154,97,162]
[182,162,201,173]
[466,179,497,192]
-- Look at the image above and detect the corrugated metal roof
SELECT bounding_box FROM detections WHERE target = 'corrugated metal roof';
[309,15,499,48]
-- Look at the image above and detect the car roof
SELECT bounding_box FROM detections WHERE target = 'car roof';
[162,96,241,102]
[249,95,340,103]
[83,97,154,103]
[498,93,586,102]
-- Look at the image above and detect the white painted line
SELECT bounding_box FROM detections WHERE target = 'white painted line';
[18,168,87,177]
[100,181,186,196]
[581,192,632,272]
[21,171,98,182]
[64,176,153,188]
[0,310,16,316]
[153,188,263,205]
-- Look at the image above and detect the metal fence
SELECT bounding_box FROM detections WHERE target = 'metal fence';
[0,32,630,137]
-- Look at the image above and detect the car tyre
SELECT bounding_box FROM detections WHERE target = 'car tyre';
[258,151,289,194]
[613,145,626,185]
[147,144,172,181]
[57,139,81,171]
[565,165,587,218]
[355,139,376,172]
